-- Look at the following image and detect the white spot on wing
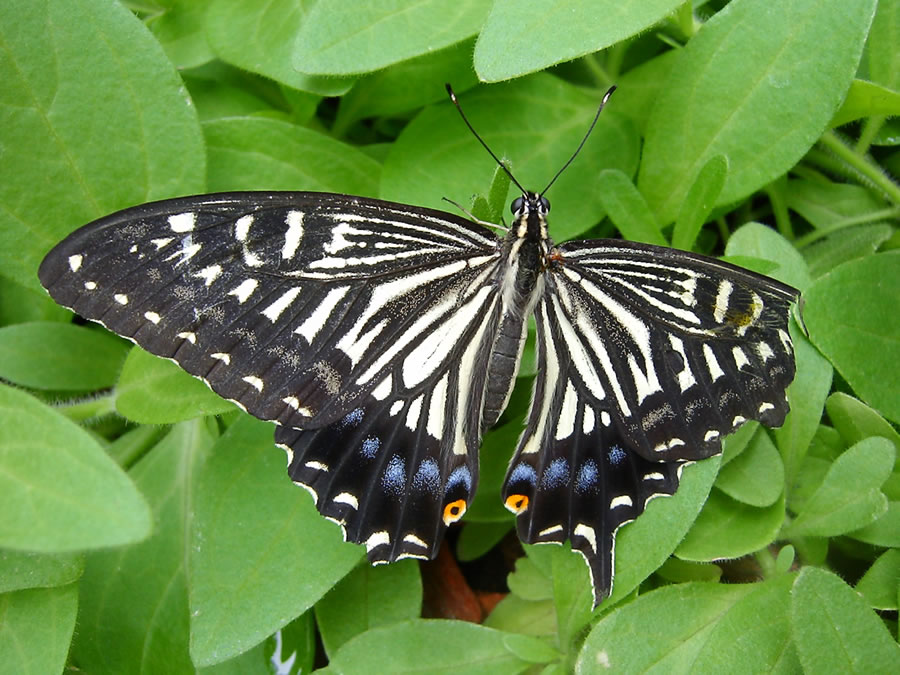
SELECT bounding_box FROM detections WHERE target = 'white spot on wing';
[262,287,302,322]
[211,352,231,365]
[333,492,358,509]
[610,495,633,509]
[177,331,196,344]
[305,461,328,472]
[68,255,83,272]
[144,311,161,324]
[235,215,253,241]
[282,211,304,259]
[295,286,349,342]
[242,375,264,392]
[555,381,578,440]
[84,281,97,290]
[194,264,223,287]
[713,280,733,323]
[573,523,597,553]
[228,278,259,304]
[365,531,390,552]
[703,344,724,381]
[114,294,128,305]
[168,212,196,233]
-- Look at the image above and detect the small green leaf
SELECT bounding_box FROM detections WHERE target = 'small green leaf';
[804,252,900,424]
[855,549,900,611]
[0,384,151,552]
[0,584,78,675]
[190,416,361,666]
[315,561,422,656]
[0,322,128,391]
[786,437,895,537]
[803,224,895,279]
[294,0,489,76]
[868,0,900,90]
[786,178,887,230]
[655,557,723,584]
[830,78,900,127]
[146,0,215,69]
[639,0,877,224]
[73,420,216,673]
[116,348,236,424]
[725,223,811,291]
[206,0,355,93]
[204,118,381,196]
[716,429,784,507]
[791,567,900,673]
[507,555,554,603]
[676,491,785,561]
[596,169,667,246]
[577,577,796,673]
[474,0,683,82]
[825,392,900,452]
[325,620,552,673]
[672,155,728,251]
[848,501,900,547]
[0,550,83,594]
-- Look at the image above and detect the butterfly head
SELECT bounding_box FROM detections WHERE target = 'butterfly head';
[510,191,551,242]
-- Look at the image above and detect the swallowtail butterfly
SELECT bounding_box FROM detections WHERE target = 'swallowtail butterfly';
[38,86,798,607]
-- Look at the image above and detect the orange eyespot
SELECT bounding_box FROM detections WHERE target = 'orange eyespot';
[504,494,529,514]
[442,499,467,526]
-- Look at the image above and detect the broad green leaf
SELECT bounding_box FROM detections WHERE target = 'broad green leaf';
[0,584,78,675]
[791,567,900,673]
[716,429,784,507]
[638,0,876,224]
[609,51,679,137]
[774,324,834,488]
[145,0,215,69]
[334,39,479,135]
[725,222,811,291]
[73,420,216,674]
[868,0,900,90]
[204,118,381,196]
[206,0,354,94]
[0,550,83,594]
[315,561,422,656]
[607,457,720,605]
[0,322,128,391]
[508,555,555,603]
[803,251,900,424]
[855,549,900,611]
[676,491,785,561]
[655,557,723,585]
[672,155,728,252]
[382,74,640,242]
[294,0,489,76]
[0,0,204,293]
[483,593,557,639]
[0,277,70,326]
[474,0,683,82]
[803,224,895,278]
[848,501,900,547]
[830,78,900,127]
[116,348,236,424]
[786,179,887,230]
[825,392,900,452]
[0,384,151,552]
[325,620,555,674]
[190,416,361,666]
[596,169,667,245]
[577,577,797,673]
[786,437,894,537]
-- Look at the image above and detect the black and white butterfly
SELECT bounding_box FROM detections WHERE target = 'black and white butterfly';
[38,87,798,607]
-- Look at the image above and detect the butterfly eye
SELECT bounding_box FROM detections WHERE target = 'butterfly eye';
[539,196,550,213]
[510,196,525,214]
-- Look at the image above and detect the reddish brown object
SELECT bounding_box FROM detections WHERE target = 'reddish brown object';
[421,543,484,622]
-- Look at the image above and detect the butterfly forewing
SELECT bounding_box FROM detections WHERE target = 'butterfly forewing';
[38,192,501,430]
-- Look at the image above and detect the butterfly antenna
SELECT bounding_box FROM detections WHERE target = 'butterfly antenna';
[540,85,616,197]
[446,84,529,195]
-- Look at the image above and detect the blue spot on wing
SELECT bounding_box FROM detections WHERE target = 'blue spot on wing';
[382,454,406,497]
[445,466,472,493]
[412,457,441,494]
[540,458,569,490]
[608,445,626,466]
[508,462,537,486]
[360,437,381,459]
[575,459,599,494]
[341,407,364,428]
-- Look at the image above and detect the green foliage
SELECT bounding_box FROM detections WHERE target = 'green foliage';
[1,0,898,672]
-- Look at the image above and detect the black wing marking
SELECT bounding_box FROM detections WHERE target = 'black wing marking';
[38,192,501,429]
[504,240,798,606]
[275,280,502,562]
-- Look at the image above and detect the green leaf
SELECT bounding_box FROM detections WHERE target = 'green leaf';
[655,557,723,585]
[315,561,422,656]
[577,576,797,673]
[803,224,895,279]
[868,0,900,90]
[672,155,728,252]
[0,383,151,552]
[716,429,784,507]
[206,0,355,94]
[474,0,683,82]
[825,392,900,452]
[676,490,785,561]
[791,567,900,673]
[725,222,812,291]
[0,550,83,594]
[334,39,479,135]
[72,420,216,673]
[855,549,900,611]
[0,584,78,675]
[116,348,236,424]
[294,0,489,76]
[146,0,215,69]
[786,178,887,230]
[0,322,129,391]
[803,251,900,424]
[830,78,900,127]
[786,437,895,537]
[382,74,640,242]
[608,457,720,605]
[0,0,204,293]
[325,620,554,673]
[596,169,667,246]
[0,277,71,326]
[190,416,361,666]
[204,118,381,196]
[848,501,900,547]
[638,0,877,224]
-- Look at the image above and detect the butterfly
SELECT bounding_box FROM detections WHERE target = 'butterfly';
[38,86,798,607]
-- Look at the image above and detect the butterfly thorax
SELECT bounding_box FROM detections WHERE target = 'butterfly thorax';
[481,192,552,430]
